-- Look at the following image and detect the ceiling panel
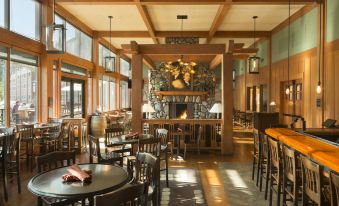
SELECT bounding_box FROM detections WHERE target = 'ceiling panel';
[219,5,304,31]
[147,5,220,31]
[59,4,148,31]
[104,37,154,49]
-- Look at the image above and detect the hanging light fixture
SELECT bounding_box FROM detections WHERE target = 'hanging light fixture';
[46,0,66,53]
[104,16,116,73]
[316,2,323,94]
[285,0,291,95]
[248,16,260,74]
[162,15,197,76]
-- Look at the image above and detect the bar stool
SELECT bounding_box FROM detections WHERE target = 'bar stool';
[330,171,339,206]
[268,137,283,206]
[282,145,301,206]
[259,134,270,200]
[252,129,261,187]
[301,156,330,205]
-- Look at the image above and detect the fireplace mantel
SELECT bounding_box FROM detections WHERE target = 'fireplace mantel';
[155,91,208,100]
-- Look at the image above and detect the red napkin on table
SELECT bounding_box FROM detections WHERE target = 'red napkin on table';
[125,132,139,140]
[62,164,92,183]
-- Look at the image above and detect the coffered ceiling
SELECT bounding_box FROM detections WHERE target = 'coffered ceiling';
[58,0,310,57]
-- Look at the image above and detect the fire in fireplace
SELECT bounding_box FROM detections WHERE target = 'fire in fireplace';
[169,103,194,119]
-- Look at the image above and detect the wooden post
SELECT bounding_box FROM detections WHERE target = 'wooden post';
[221,53,234,155]
[131,53,143,133]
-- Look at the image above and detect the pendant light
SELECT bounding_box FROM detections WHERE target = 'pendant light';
[285,0,291,95]
[316,2,323,94]
[46,0,66,53]
[104,16,116,73]
[248,16,260,74]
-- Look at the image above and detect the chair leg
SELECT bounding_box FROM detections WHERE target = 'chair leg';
[2,160,8,201]
[264,165,269,200]
[256,156,260,187]
[259,162,264,192]
[269,168,273,206]
[165,152,169,187]
[184,144,186,159]
[17,156,21,193]
[282,176,287,206]
[252,153,256,180]
[277,181,281,206]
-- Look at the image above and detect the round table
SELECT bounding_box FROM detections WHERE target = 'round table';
[28,164,129,204]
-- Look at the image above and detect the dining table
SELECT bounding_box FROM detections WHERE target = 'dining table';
[27,163,129,206]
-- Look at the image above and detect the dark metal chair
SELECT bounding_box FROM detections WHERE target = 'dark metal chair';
[268,136,283,206]
[95,182,148,206]
[252,129,261,187]
[282,144,302,206]
[16,124,35,171]
[88,135,123,166]
[301,156,330,205]
[35,150,79,206]
[156,128,169,187]
[259,134,270,200]
[330,171,339,206]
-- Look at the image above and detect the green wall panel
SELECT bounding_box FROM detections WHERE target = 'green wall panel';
[327,0,339,42]
[272,8,317,63]
[233,60,246,76]
[257,40,268,68]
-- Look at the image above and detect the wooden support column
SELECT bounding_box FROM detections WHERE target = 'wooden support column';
[131,53,143,133]
[221,53,234,155]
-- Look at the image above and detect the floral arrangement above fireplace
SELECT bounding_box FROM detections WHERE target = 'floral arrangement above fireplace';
[148,64,218,119]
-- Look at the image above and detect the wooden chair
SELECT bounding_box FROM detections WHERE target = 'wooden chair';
[40,124,61,153]
[259,134,270,200]
[105,128,131,158]
[95,182,148,206]
[183,125,202,159]
[156,128,169,187]
[16,124,36,171]
[0,129,21,201]
[35,150,78,206]
[330,172,339,206]
[252,129,261,187]
[282,144,301,206]
[138,137,161,157]
[268,136,283,206]
[88,135,123,166]
[57,122,70,151]
[134,152,160,206]
[301,156,330,205]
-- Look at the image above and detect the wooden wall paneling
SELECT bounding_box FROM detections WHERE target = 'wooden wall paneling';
[310,55,322,127]
[131,53,143,133]
[324,50,335,119]
[334,50,339,121]
[303,56,311,127]
[222,53,233,155]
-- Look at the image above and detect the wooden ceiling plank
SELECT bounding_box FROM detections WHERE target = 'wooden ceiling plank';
[97,30,269,38]
[134,0,159,44]
[57,0,316,5]
[121,44,226,55]
[206,4,231,43]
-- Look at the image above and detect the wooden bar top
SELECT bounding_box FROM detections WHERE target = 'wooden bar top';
[265,128,339,173]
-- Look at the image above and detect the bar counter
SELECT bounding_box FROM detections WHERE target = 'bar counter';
[265,128,339,173]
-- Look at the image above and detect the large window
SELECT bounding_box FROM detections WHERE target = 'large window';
[120,58,130,77]
[0,47,6,125]
[98,75,116,112]
[120,80,130,109]
[0,0,5,28]
[10,49,38,125]
[55,14,92,61]
[98,44,116,69]
[10,0,40,40]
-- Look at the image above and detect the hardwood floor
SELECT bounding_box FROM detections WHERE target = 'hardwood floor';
[3,128,253,206]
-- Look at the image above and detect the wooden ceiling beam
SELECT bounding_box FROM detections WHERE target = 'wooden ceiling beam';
[134,0,159,44]
[209,54,222,70]
[57,0,316,5]
[121,44,226,55]
[233,47,258,54]
[96,30,269,38]
[206,5,231,43]
[143,55,156,69]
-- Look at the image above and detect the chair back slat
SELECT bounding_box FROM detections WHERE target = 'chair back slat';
[268,137,280,168]
[283,145,297,182]
[95,182,148,206]
[330,172,339,206]
[301,156,322,205]
[88,135,101,163]
[105,128,124,147]
[138,137,160,157]
[156,128,168,146]
[253,129,260,152]
[36,151,76,173]
[16,124,34,140]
